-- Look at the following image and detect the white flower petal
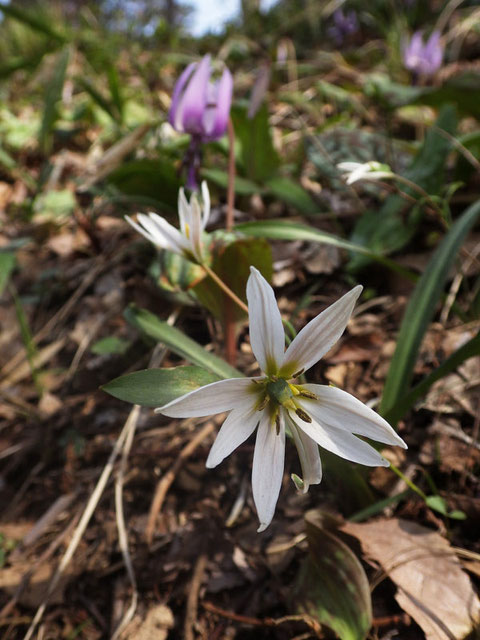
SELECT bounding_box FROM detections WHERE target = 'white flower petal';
[125,215,170,249]
[290,413,389,467]
[281,285,363,377]
[337,162,362,172]
[252,411,285,532]
[299,385,407,448]
[200,181,210,229]
[177,188,190,234]
[156,378,256,417]
[246,267,285,375]
[139,213,191,255]
[286,412,322,493]
[206,402,260,468]
[189,194,203,260]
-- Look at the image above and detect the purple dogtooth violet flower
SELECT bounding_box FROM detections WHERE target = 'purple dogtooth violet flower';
[169,55,233,190]
[403,30,443,76]
[156,267,407,532]
[328,8,359,45]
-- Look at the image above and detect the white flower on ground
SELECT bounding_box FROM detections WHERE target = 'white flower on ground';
[157,267,407,532]
[125,181,210,263]
[338,161,393,185]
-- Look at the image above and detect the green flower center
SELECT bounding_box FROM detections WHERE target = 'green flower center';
[252,376,317,432]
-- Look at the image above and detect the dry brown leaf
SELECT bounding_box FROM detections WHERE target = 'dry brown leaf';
[342,518,480,640]
[0,562,75,607]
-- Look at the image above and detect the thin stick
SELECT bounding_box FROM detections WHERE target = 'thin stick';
[23,409,137,640]
[201,263,248,314]
[111,405,141,640]
[145,422,214,545]
[184,554,208,640]
[226,117,236,231]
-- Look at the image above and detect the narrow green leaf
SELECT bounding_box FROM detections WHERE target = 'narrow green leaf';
[0,253,16,296]
[91,336,131,356]
[39,47,70,153]
[0,4,67,42]
[124,305,243,380]
[77,77,117,120]
[380,199,480,421]
[384,331,480,425]
[294,509,372,640]
[235,220,416,280]
[201,168,260,195]
[265,176,318,215]
[102,366,220,407]
[231,103,279,183]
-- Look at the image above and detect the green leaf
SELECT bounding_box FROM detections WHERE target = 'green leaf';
[39,47,70,153]
[124,305,243,380]
[201,168,260,195]
[102,365,220,407]
[425,496,466,520]
[0,3,67,43]
[380,199,480,422]
[108,159,182,212]
[33,189,76,222]
[231,103,279,183]
[235,220,416,280]
[193,236,273,323]
[265,176,318,215]
[294,510,372,640]
[90,336,131,356]
[0,253,16,296]
[384,331,480,425]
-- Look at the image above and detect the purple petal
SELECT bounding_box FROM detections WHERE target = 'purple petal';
[403,31,424,71]
[424,31,443,74]
[174,55,211,135]
[203,67,233,140]
[168,62,196,130]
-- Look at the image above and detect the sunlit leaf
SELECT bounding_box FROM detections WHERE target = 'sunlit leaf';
[102,365,220,407]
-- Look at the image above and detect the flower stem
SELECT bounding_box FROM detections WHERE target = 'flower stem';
[226,117,236,232]
[201,263,249,314]
[389,462,427,501]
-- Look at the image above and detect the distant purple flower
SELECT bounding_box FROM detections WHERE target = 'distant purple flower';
[403,31,443,76]
[169,55,233,190]
[328,9,358,45]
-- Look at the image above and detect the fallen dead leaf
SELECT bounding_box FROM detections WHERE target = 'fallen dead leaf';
[0,562,75,608]
[342,518,480,640]
[120,604,175,640]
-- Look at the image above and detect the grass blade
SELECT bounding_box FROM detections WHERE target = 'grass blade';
[380,199,480,422]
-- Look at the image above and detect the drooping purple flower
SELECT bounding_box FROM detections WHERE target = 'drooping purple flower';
[327,9,359,45]
[169,55,233,190]
[403,30,443,76]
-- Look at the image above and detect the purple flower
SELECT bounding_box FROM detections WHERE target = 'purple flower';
[328,9,358,45]
[403,31,443,76]
[169,55,233,190]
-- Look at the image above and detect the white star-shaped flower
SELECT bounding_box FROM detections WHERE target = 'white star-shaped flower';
[337,161,393,185]
[125,181,210,263]
[157,267,407,532]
